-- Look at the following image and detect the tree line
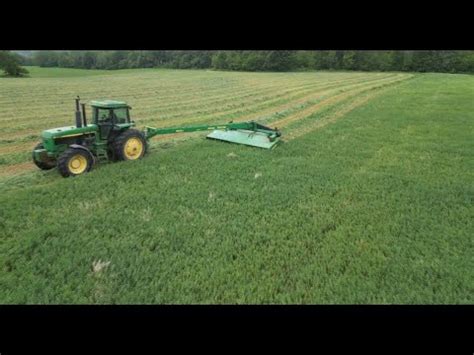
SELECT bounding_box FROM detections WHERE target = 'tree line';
[13,50,474,74]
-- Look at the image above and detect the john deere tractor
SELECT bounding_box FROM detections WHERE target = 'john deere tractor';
[32,97,148,177]
[32,97,282,177]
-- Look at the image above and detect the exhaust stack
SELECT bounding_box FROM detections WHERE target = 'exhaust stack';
[75,96,82,128]
[81,103,87,127]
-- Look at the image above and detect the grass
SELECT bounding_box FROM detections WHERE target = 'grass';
[0,68,472,303]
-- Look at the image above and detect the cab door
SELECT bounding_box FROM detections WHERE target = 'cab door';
[96,108,114,140]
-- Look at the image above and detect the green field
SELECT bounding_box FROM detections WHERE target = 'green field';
[1,67,472,303]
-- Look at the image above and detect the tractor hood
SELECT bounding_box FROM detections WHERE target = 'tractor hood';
[42,124,98,139]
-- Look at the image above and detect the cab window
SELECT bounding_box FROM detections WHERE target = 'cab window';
[93,108,112,123]
[113,108,129,124]
[93,107,129,124]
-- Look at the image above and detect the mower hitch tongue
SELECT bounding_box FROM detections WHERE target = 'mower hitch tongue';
[146,121,281,150]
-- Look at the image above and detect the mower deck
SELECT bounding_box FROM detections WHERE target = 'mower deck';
[206,129,280,149]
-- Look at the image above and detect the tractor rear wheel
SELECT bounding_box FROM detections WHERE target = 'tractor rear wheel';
[112,129,147,161]
[32,143,56,170]
[57,148,93,177]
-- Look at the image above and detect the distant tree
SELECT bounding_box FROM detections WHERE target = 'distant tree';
[108,51,127,69]
[400,51,415,71]
[226,51,244,71]
[434,51,459,73]
[391,51,406,71]
[292,51,315,69]
[72,51,85,68]
[456,51,474,72]
[323,51,340,70]
[33,51,60,67]
[313,51,330,69]
[0,51,29,77]
[342,51,356,70]
[190,51,213,68]
[151,51,169,66]
[176,51,200,69]
[410,51,435,72]
[372,51,393,71]
[16,52,33,66]
[211,51,228,70]
[262,51,294,71]
[82,51,97,69]
[57,51,74,67]
[95,51,110,69]
[242,51,267,71]
[334,51,345,70]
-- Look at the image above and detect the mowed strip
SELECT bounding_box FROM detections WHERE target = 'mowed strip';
[0,161,36,178]
[0,74,374,149]
[0,74,402,172]
[0,71,368,110]
[0,73,322,116]
[0,72,358,120]
[0,76,370,146]
[140,74,398,128]
[0,72,375,127]
[0,74,364,134]
[0,71,405,179]
[0,73,389,140]
[0,70,319,108]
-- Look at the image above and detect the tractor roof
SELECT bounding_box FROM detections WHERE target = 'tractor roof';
[89,100,129,109]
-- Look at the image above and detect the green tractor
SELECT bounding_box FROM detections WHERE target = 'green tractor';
[32,97,282,177]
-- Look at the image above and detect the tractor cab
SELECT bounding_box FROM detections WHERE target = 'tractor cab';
[90,100,134,139]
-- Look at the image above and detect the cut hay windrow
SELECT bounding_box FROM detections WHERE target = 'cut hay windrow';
[0,71,363,115]
[0,73,392,137]
[0,70,407,180]
[0,72,384,111]
[139,74,400,129]
[0,76,367,132]
[0,74,407,171]
[0,72,379,125]
[0,161,36,177]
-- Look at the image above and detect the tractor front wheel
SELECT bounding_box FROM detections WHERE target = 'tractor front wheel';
[57,148,93,177]
[112,129,147,161]
[32,143,56,170]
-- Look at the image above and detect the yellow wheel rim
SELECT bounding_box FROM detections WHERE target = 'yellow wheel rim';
[68,154,88,174]
[124,137,144,160]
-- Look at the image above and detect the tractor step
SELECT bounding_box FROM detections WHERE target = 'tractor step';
[94,152,109,163]
[206,129,280,149]
[93,143,109,163]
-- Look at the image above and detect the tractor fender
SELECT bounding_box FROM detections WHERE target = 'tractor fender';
[69,144,96,165]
